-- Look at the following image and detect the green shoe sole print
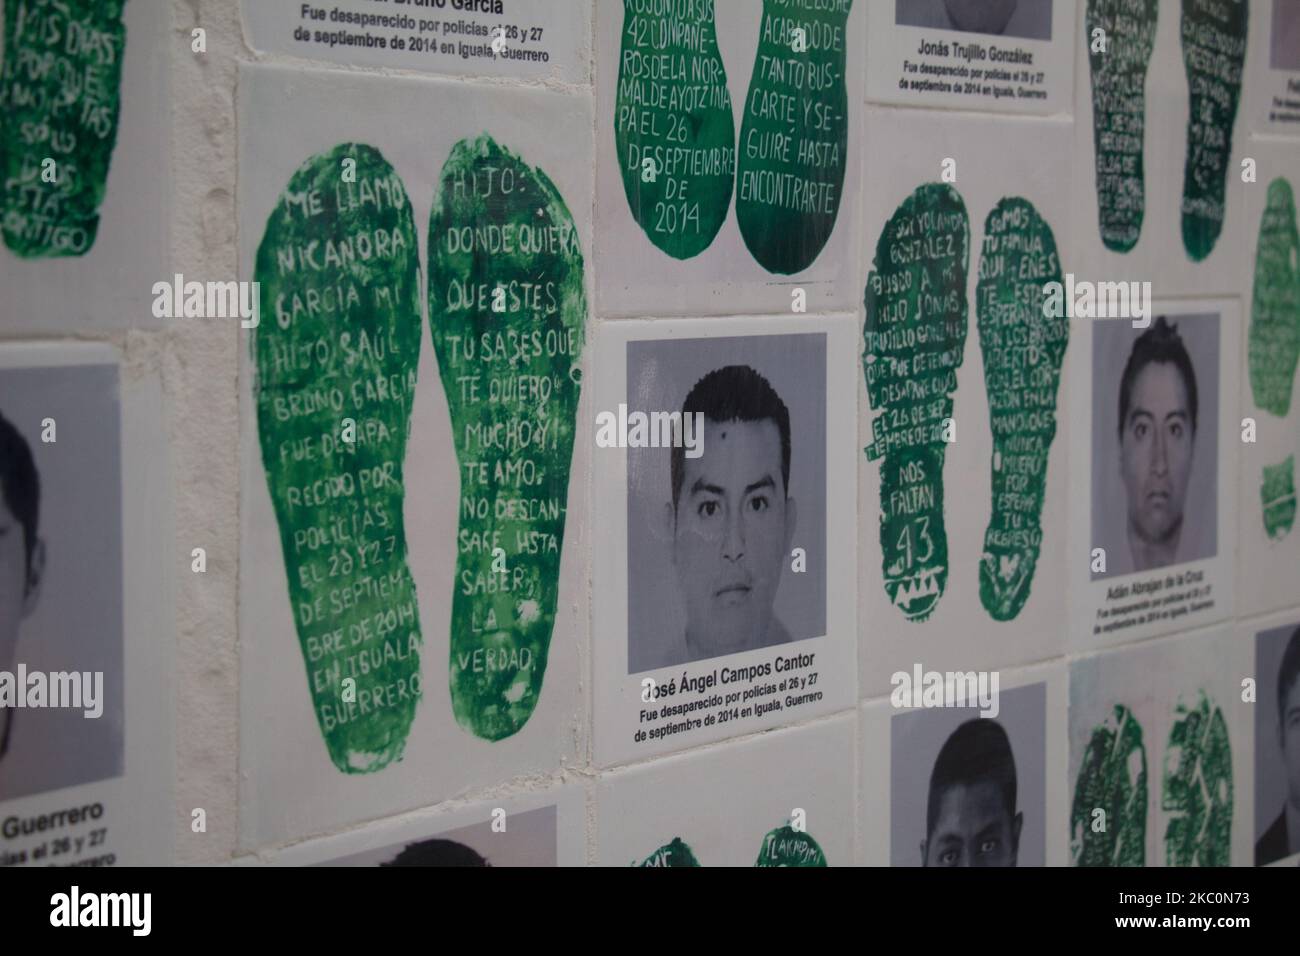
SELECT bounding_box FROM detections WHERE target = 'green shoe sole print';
[1071,705,1148,867]
[1179,0,1247,262]
[615,0,735,259]
[1085,0,1158,253]
[633,826,827,866]
[0,0,129,257]
[637,837,701,866]
[735,0,852,274]
[863,183,970,622]
[428,134,587,742]
[253,143,424,774]
[1162,692,1232,867]
[975,199,1068,621]
[1249,178,1300,541]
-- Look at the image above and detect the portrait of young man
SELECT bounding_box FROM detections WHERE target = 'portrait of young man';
[0,409,45,766]
[920,718,1023,867]
[895,0,1052,40]
[624,334,828,674]
[1257,627,1300,866]
[664,364,798,665]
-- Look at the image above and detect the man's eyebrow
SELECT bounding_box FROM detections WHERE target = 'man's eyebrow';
[689,478,725,498]
[1163,410,1189,422]
[744,475,776,496]
[1127,409,1154,425]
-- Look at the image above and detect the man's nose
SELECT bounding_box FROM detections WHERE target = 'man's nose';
[1150,428,1168,476]
[721,509,745,561]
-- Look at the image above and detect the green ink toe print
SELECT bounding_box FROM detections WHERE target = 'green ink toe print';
[615,0,735,259]
[1163,692,1232,867]
[735,0,851,274]
[1262,456,1297,541]
[0,0,128,257]
[864,183,969,622]
[1249,179,1299,417]
[1071,705,1147,867]
[755,825,827,866]
[253,144,423,774]
[1179,0,1247,262]
[638,838,700,867]
[1085,0,1158,253]
[976,199,1068,621]
[428,134,586,742]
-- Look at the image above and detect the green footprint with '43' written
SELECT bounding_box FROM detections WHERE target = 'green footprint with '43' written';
[0,0,129,257]
[614,0,735,259]
[253,143,424,773]
[428,134,586,742]
[735,0,852,274]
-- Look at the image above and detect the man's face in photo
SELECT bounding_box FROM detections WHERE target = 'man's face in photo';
[943,0,1019,34]
[0,495,38,670]
[922,780,1022,867]
[671,418,794,655]
[1120,361,1195,551]
[1282,676,1300,812]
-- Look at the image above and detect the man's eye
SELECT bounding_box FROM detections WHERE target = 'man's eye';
[979,839,999,855]
[939,850,958,866]
[698,501,720,519]
[748,496,769,513]
[1134,423,1148,439]
[1169,422,1183,439]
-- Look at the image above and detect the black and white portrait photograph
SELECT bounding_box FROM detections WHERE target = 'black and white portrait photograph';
[1257,622,1300,866]
[625,334,828,673]
[890,683,1046,867]
[895,0,1053,40]
[0,363,124,804]
[1272,0,1300,71]
[1090,314,1220,580]
[319,805,558,868]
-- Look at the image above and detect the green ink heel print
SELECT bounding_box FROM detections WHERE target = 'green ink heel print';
[735,0,851,274]
[428,134,586,741]
[0,0,128,257]
[253,144,424,773]
[1179,0,1247,262]
[1070,705,1147,867]
[1085,0,1158,253]
[1162,692,1232,866]
[976,198,1068,621]
[864,183,970,622]
[754,825,827,866]
[615,0,735,259]
[637,838,700,867]
[1262,456,1297,541]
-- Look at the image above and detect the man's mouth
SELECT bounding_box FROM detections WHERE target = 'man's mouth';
[714,582,752,603]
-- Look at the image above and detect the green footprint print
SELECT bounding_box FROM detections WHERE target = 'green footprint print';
[637,837,701,867]
[735,0,852,274]
[253,144,423,773]
[1262,456,1297,541]
[1085,0,1158,253]
[864,183,970,622]
[1179,0,1247,262]
[614,0,735,259]
[1071,705,1148,867]
[754,824,827,866]
[976,199,1068,621]
[428,134,586,741]
[1162,692,1232,866]
[0,0,128,257]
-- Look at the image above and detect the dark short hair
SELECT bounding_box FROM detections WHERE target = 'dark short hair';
[0,410,39,571]
[1117,316,1199,441]
[927,719,1017,839]
[380,839,489,867]
[1278,627,1300,730]
[670,365,791,511]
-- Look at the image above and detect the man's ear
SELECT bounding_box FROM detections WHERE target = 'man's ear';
[22,538,45,619]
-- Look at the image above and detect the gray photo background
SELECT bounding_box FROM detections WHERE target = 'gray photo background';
[1256,622,1300,847]
[0,364,123,803]
[626,333,828,674]
[895,0,1053,40]
[1090,313,1220,580]
[1273,0,1300,71]
[889,682,1047,867]
[321,805,557,866]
